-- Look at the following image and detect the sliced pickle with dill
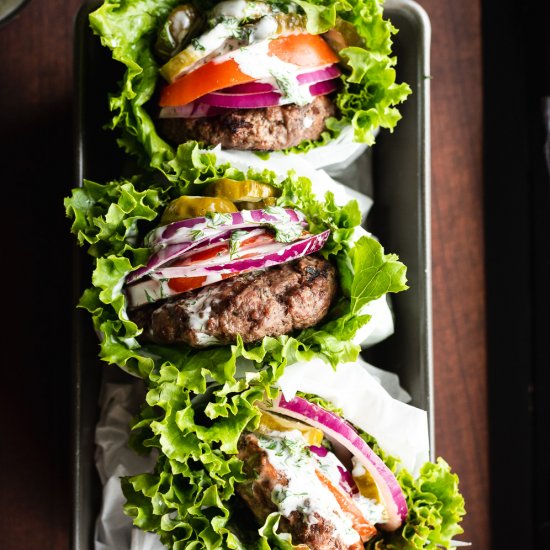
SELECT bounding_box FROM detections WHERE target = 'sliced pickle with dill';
[258,410,324,447]
[155,4,205,62]
[238,197,277,210]
[160,196,237,224]
[206,178,280,203]
[272,13,307,34]
[323,17,365,52]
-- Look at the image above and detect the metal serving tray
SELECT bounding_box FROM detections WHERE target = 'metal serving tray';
[71,1,431,548]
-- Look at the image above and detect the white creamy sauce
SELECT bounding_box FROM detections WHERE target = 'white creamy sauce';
[188,1,289,74]
[209,0,274,22]
[182,285,222,345]
[258,430,361,546]
[353,494,386,525]
[302,116,314,129]
[351,458,388,525]
[351,460,366,478]
[126,277,165,307]
[260,207,307,242]
[314,449,348,485]
[252,15,278,40]
[316,449,386,525]
[192,331,221,347]
[184,288,214,332]
[191,20,240,55]
[226,40,315,105]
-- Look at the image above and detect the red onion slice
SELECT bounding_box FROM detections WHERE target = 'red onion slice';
[297,64,342,85]
[128,209,308,285]
[149,230,329,279]
[159,103,226,119]
[338,465,360,496]
[199,80,339,110]
[264,394,408,531]
[159,64,341,117]
[309,445,329,458]
[167,228,275,271]
[310,445,359,496]
[221,81,275,94]
[126,230,329,307]
[127,230,233,284]
[200,90,283,109]
[146,208,308,248]
[309,79,340,97]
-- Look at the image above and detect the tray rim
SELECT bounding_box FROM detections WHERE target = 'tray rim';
[71,1,432,548]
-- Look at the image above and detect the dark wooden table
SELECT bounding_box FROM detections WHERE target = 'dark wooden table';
[0,0,489,548]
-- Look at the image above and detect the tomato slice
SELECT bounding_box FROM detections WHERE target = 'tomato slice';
[178,242,230,265]
[167,276,208,294]
[166,230,277,294]
[174,230,275,266]
[267,33,339,67]
[159,34,339,107]
[167,272,237,294]
[160,58,255,108]
[315,469,378,543]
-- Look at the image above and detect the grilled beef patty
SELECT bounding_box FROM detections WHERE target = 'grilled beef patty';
[158,95,336,151]
[129,255,337,348]
[237,432,355,550]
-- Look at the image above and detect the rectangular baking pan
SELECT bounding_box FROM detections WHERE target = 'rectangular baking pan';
[71,1,431,548]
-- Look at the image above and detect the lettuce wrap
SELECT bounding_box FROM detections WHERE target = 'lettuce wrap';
[89,0,411,179]
[65,143,407,380]
[119,356,465,549]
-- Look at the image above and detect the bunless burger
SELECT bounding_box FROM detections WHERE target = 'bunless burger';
[155,0,350,150]
[125,178,338,346]
[65,157,408,377]
[89,0,411,173]
[121,365,466,549]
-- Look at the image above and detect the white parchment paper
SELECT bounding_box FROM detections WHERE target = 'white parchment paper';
[94,379,162,550]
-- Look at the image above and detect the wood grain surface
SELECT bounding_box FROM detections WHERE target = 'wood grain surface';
[415,1,490,548]
[0,0,488,548]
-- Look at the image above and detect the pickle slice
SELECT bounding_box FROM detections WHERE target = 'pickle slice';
[323,18,365,52]
[258,410,324,447]
[155,4,204,62]
[238,198,277,210]
[206,178,279,203]
[160,196,237,225]
[353,467,382,503]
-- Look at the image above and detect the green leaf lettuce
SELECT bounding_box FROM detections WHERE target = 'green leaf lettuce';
[65,143,407,379]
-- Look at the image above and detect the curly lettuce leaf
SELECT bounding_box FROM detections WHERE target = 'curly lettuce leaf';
[383,459,466,550]
[89,0,181,176]
[66,145,408,377]
[123,387,465,549]
[349,236,409,314]
[64,179,161,258]
[122,358,283,548]
[89,0,411,177]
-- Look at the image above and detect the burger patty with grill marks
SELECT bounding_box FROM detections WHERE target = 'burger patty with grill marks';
[129,255,337,348]
[158,95,336,151]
